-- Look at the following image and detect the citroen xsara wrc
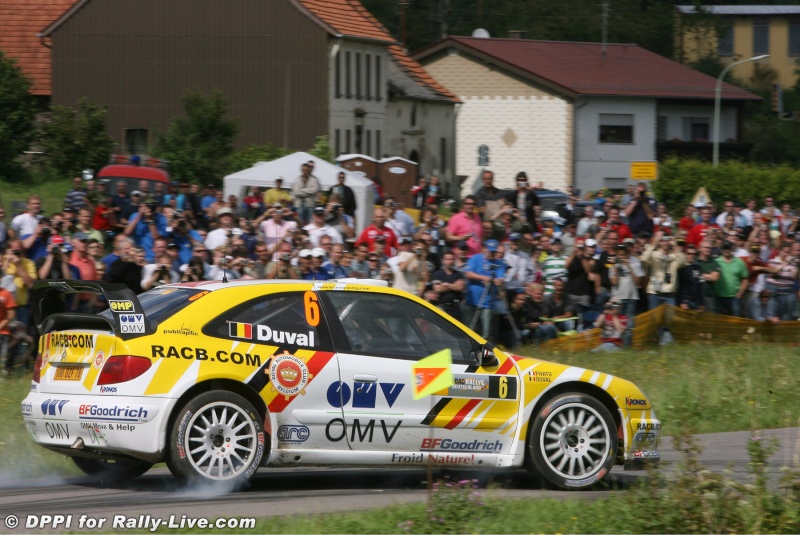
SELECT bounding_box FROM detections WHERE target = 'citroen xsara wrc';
[22,279,660,489]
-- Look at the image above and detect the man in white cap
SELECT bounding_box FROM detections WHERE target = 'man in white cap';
[204,207,240,251]
[302,247,331,280]
[303,206,342,247]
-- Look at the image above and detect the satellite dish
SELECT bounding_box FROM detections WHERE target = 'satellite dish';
[471,28,490,38]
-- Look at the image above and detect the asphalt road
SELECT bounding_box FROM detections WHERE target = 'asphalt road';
[0,427,797,534]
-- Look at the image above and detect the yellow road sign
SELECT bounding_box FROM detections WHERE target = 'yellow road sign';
[630,161,658,180]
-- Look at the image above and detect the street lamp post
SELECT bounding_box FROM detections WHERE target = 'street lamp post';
[712,54,769,167]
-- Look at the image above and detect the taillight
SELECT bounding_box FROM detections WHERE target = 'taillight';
[32,353,43,383]
[97,356,152,385]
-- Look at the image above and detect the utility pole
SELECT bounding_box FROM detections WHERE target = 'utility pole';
[398,0,411,46]
[601,2,609,59]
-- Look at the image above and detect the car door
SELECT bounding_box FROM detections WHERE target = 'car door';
[320,290,521,460]
[202,290,343,451]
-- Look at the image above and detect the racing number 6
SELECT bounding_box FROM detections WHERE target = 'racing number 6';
[304,291,320,327]
[498,377,508,399]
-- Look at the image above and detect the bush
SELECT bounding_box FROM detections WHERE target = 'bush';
[652,158,800,213]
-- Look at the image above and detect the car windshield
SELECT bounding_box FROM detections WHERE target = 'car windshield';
[99,287,205,324]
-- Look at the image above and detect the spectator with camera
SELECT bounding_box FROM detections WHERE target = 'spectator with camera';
[35,235,78,281]
[383,197,415,239]
[505,172,540,227]
[410,177,430,210]
[325,199,355,241]
[328,171,357,217]
[464,239,506,341]
[564,237,595,328]
[392,238,429,296]
[593,300,628,351]
[141,253,180,291]
[304,206,343,247]
[609,242,643,322]
[492,203,532,242]
[507,284,558,347]
[256,203,297,259]
[264,242,299,279]
[164,209,202,265]
[125,198,167,257]
[414,206,444,254]
[502,233,531,291]
[204,208,241,251]
[599,205,633,243]
[676,244,706,311]
[624,182,656,235]
[641,232,686,309]
[21,217,54,262]
[180,257,206,282]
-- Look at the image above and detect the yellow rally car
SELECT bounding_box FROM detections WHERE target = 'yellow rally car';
[22,279,660,489]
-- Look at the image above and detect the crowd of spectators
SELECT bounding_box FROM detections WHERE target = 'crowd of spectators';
[1,163,798,373]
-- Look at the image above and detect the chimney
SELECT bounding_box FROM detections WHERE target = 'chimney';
[508,30,527,39]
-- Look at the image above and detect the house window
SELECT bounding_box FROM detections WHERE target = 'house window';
[335,51,342,98]
[366,54,372,100]
[656,116,668,141]
[346,51,352,98]
[366,129,371,156]
[753,18,769,56]
[603,178,628,191]
[335,129,341,156]
[789,22,800,56]
[124,128,148,155]
[346,129,351,154]
[411,103,417,127]
[684,118,710,142]
[375,55,382,101]
[598,114,634,143]
[717,23,733,56]
[376,130,382,157]
[355,52,362,99]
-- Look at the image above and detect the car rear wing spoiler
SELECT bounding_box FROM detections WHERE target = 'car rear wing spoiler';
[31,280,154,340]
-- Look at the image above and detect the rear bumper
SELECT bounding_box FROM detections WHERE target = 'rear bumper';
[21,392,177,463]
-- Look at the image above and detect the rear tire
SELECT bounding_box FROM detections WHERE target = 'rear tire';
[71,457,153,480]
[167,391,265,486]
[528,393,616,489]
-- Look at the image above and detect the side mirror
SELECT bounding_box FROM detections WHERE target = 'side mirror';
[480,345,498,367]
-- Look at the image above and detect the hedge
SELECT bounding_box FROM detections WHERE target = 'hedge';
[651,157,800,213]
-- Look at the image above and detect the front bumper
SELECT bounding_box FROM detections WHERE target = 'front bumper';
[623,414,662,470]
[22,392,177,463]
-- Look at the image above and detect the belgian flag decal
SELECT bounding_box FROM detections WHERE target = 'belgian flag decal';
[229,322,253,339]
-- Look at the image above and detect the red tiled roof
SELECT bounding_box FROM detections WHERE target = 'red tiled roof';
[425,36,759,101]
[0,0,75,96]
[388,45,460,103]
[296,0,395,44]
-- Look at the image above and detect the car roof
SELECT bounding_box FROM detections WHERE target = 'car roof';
[167,278,390,292]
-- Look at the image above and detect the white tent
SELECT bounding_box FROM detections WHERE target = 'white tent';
[224,152,375,234]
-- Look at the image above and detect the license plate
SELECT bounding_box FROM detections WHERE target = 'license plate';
[54,367,83,381]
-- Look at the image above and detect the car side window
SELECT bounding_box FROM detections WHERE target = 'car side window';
[322,292,477,363]
[203,292,333,350]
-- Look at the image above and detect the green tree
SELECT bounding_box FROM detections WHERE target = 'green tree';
[0,50,37,180]
[152,90,239,184]
[308,135,334,163]
[40,97,114,179]
[226,144,291,175]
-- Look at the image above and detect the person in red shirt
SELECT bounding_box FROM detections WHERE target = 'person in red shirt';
[354,207,398,258]
[92,196,114,232]
[592,300,628,351]
[678,205,698,233]
[686,207,720,246]
[598,206,632,243]
[0,285,17,376]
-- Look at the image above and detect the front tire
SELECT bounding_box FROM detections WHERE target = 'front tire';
[71,457,153,480]
[528,393,617,489]
[167,391,265,485]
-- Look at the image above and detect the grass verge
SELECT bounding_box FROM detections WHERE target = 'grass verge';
[0,177,72,216]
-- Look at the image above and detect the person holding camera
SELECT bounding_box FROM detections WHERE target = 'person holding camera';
[36,235,79,282]
[326,198,355,241]
[624,182,656,235]
[609,242,643,324]
[593,300,628,351]
[204,208,241,251]
[265,242,300,279]
[504,172,540,227]
[392,238,429,296]
[21,218,54,262]
[141,253,180,290]
[641,232,686,309]
[124,199,167,256]
[464,239,506,341]
[328,172,357,217]
[356,207,398,257]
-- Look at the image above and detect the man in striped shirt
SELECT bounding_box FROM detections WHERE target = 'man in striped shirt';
[541,238,567,295]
